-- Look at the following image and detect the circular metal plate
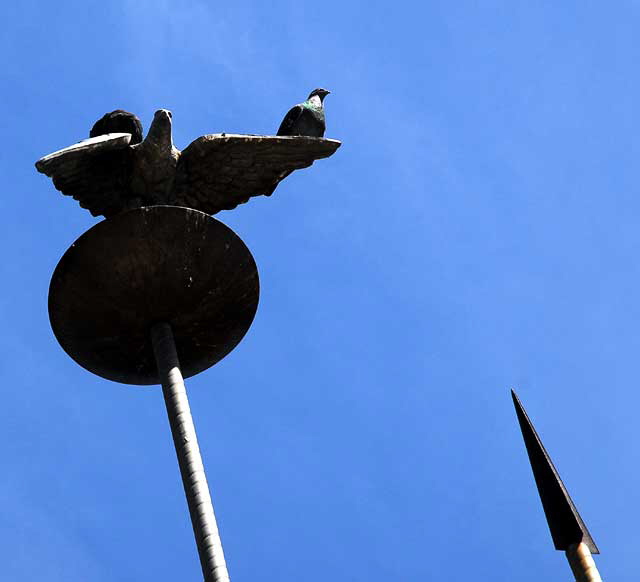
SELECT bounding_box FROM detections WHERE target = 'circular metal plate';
[49,206,259,385]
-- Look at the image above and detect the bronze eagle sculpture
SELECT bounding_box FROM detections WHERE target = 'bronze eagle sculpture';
[36,107,340,218]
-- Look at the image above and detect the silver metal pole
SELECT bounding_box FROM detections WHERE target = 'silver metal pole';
[151,322,230,582]
[566,542,603,582]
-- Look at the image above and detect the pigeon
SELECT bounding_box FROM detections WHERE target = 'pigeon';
[90,109,144,144]
[277,88,330,137]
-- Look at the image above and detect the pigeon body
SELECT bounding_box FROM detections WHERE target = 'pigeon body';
[90,110,144,144]
[277,88,330,137]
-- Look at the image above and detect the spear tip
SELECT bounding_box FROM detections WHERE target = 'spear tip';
[511,389,599,554]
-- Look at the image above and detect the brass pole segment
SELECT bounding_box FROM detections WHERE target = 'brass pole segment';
[566,542,602,582]
[151,322,230,582]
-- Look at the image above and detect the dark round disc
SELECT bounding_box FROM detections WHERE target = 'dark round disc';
[49,206,259,385]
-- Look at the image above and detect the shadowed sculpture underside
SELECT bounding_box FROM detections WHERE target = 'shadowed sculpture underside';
[48,206,259,385]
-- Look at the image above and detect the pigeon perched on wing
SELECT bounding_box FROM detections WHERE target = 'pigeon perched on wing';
[277,88,330,137]
[90,110,144,144]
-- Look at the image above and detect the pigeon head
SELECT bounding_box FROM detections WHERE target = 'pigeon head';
[308,88,331,102]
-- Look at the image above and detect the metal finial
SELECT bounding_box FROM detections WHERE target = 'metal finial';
[511,389,598,553]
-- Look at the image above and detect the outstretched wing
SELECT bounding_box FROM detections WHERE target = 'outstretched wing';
[277,104,304,136]
[173,134,341,214]
[35,133,135,217]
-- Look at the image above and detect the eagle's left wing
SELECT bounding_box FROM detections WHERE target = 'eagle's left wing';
[36,133,135,217]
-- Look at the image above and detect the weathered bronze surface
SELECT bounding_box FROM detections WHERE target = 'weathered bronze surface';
[49,206,259,385]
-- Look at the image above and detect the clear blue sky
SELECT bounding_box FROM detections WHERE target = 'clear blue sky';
[1,1,637,580]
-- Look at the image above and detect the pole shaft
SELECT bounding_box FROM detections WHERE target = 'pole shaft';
[565,542,602,582]
[151,322,230,582]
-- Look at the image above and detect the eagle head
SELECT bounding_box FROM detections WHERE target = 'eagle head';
[145,109,174,149]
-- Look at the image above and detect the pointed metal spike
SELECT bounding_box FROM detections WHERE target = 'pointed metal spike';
[511,390,599,553]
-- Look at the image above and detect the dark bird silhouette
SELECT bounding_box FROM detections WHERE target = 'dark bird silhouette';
[90,110,144,144]
[277,88,330,137]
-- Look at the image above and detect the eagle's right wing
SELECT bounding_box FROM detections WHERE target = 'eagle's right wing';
[35,133,134,217]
